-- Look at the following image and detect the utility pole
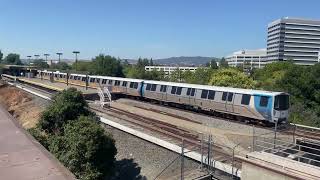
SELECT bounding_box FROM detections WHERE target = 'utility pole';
[27,56,32,64]
[72,51,80,71]
[34,54,40,60]
[181,138,184,180]
[56,52,63,63]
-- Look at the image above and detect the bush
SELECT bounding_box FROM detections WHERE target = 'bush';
[38,88,92,133]
[209,68,256,89]
[49,116,117,180]
[28,127,49,148]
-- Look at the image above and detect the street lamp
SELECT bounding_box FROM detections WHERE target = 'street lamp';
[72,51,80,71]
[34,54,40,60]
[27,56,32,64]
[56,52,63,63]
[44,54,50,65]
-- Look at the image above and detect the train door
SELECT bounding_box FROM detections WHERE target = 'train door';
[224,92,234,112]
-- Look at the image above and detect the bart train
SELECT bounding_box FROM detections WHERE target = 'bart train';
[38,70,289,124]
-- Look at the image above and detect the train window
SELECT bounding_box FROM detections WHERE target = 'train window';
[171,86,177,94]
[260,96,269,107]
[146,84,151,90]
[129,82,134,88]
[59,74,63,78]
[201,90,208,99]
[227,93,233,102]
[133,82,138,89]
[108,80,113,85]
[90,78,95,82]
[78,76,82,80]
[208,90,215,100]
[176,87,182,95]
[73,76,78,80]
[81,77,86,82]
[55,74,58,78]
[190,88,195,96]
[222,92,227,101]
[241,94,251,105]
[122,81,127,87]
[186,88,191,96]
[160,85,167,92]
[115,80,120,86]
[151,84,157,91]
[102,79,107,84]
[96,78,100,83]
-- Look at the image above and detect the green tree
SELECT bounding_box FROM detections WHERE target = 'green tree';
[49,116,117,180]
[89,54,124,77]
[209,68,256,89]
[33,59,49,69]
[206,59,218,69]
[72,61,91,72]
[4,53,22,65]
[0,50,3,63]
[219,57,229,68]
[38,88,91,134]
[51,62,71,70]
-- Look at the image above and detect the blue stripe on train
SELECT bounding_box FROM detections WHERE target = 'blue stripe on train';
[253,94,273,121]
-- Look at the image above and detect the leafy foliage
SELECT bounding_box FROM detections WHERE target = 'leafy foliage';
[33,59,49,69]
[4,53,22,65]
[49,116,117,180]
[219,57,229,68]
[0,50,3,63]
[209,68,256,89]
[50,62,71,70]
[38,88,91,134]
[89,54,124,77]
[28,127,49,148]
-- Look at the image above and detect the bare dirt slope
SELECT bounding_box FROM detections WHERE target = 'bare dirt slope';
[0,84,45,129]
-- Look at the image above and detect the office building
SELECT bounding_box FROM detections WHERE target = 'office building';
[267,17,320,65]
[145,66,198,75]
[226,49,267,69]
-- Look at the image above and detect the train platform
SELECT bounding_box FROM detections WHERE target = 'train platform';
[19,77,98,94]
[0,104,74,180]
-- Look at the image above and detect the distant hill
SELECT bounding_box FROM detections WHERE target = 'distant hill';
[125,56,220,66]
[153,56,219,66]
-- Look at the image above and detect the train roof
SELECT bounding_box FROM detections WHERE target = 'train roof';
[143,80,285,96]
[90,75,143,83]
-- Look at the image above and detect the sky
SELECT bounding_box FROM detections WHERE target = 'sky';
[1,0,320,60]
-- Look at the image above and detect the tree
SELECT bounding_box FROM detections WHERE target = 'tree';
[38,88,91,134]
[89,54,124,77]
[72,61,91,72]
[4,53,22,65]
[209,68,256,89]
[0,50,3,63]
[33,59,49,69]
[206,59,218,69]
[51,62,71,70]
[49,116,117,180]
[219,57,229,68]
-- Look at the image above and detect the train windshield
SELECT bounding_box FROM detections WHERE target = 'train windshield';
[274,94,289,110]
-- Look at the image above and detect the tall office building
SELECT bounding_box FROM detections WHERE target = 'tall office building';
[267,17,320,65]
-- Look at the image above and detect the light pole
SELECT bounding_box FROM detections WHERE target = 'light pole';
[27,56,32,64]
[44,54,50,65]
[34,54,40,60]
[72,51,80,71]
[56,52,63,63]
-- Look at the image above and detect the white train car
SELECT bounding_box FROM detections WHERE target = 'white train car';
[143,80,289,124]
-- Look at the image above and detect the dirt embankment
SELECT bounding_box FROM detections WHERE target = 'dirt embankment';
[0,84,45,129]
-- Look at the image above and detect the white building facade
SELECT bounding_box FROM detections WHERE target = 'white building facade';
[226,49,267,69]
[267,17,320,65]
[145,66,198,75]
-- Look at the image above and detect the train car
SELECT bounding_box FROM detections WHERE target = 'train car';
[53,71,67,83]
[36,70,289,124]
[143,80,289,124]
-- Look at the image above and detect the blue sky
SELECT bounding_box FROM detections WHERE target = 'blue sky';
[1,0,320,60]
